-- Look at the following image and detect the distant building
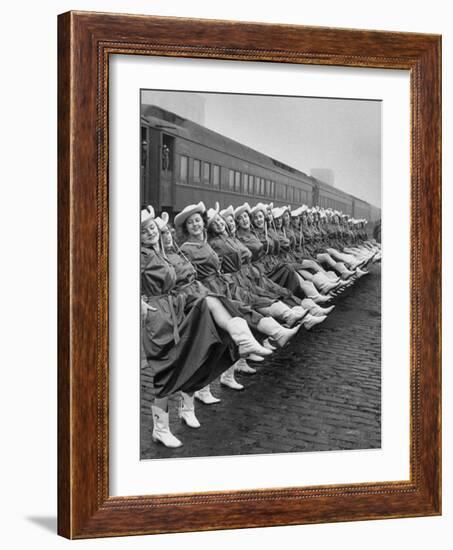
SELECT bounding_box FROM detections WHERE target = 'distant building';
[311,168,335,187]
[141,91,206,125]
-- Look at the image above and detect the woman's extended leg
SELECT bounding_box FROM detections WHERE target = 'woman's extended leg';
[204,296,272,359]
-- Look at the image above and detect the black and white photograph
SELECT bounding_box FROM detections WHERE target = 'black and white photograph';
[140,90,382,459]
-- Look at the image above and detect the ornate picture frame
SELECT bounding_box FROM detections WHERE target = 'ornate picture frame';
[58,11,441,538]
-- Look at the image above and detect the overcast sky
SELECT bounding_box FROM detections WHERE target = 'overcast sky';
[142,90,381,207]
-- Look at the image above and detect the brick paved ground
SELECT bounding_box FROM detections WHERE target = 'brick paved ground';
[141,263,381,459]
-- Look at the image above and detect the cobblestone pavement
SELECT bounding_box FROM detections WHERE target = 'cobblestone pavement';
[141,263,381,459]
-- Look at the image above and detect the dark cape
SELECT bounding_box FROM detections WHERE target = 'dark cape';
[141,246,232,398]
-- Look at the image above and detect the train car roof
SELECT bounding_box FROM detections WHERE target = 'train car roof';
[141,105,314,182]
[316,178,357,201]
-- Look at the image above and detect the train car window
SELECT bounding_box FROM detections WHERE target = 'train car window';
[213,165,220,188]
[243,174,249,194]
[193,159,201,183]
[228,169,235,191]
[203,162,211,185]
[235,171,241,193]
[249,175,254,195]
[179,155,188,184]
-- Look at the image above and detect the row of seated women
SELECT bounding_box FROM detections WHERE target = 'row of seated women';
[141,200,381,448]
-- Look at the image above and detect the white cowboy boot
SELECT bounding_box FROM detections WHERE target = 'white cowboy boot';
[151,405,183,448]
[303,314,327,330]
[297,277,323,300]
[226,317,272,359]
[268,301,307,328]
[220,365,244,390]
[194,385,221,404]
[313,272,341,294]
[257,317,301,348]
[263,338,277,351]
[290,306,309,323]
[355,267,369,278]
[325,270,340,281]
[311,293,332,304]
[301,297,317,310]
[340,267,356,279]
[234,357,257,374]
[247,353,265,362]
[178,392,201,428]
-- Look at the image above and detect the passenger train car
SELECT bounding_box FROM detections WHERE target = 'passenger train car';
[141,105,381,228]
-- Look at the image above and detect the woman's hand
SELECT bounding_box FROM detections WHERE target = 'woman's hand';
[141,298,157,321]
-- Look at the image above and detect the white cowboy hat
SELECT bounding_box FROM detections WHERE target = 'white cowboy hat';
[291,206,303,217]
[250,202,268,216]
[271,206,286,219]
[141,205,155,227]
[174,201,206,227]
[206,202,220,227]
[154,211,169,231]
[234,202,251,218]
[220,205,234,219]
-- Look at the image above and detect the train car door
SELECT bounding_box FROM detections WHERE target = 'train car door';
[141,125,162,209]
[160,134,175,212]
